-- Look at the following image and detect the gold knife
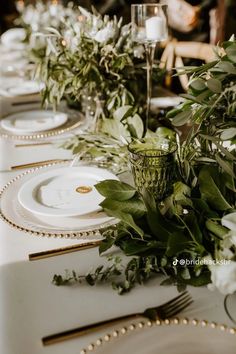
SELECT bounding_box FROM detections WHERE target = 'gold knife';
[11,159,69,170]
[29,240,102,261]
[15,142,53,148]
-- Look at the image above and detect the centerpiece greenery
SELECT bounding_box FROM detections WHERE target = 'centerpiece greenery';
[33,6,167,140]
[54,38,236,296]
[16,1,79,61]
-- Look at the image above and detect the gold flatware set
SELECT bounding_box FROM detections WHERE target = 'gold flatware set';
[42,291,193,346]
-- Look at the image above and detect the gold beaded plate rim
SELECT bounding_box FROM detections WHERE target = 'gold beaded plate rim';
[0,114,82,140]
[0,161,118,239]
[80,317,236,354]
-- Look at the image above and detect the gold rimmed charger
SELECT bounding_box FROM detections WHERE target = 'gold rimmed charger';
[80,317,236,354]
[0,111,83,140]
[0,161,117,239]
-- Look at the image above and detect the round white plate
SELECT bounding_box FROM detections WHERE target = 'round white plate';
[151,96,183,108]
[18,166,119,217]
[6,80,44,96]
[1,28,26,50]
[90,319,236,354]
[0,110,83,140]
[1,110,68,134]
[0,162,117,239]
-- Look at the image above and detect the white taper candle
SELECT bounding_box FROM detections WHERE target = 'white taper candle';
[145,16,165,41]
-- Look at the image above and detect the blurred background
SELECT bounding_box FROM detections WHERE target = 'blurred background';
[0,0,235,42]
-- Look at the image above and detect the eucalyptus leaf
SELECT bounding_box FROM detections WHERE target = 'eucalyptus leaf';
[172,110,192,127]
[190,78,206,91]
[215,154,236,179]
[184,211,203,244]
[103,209,144,237]
[99,237,115,254]
[121,240,161,256]
[166,232,190,257]
[96,180,136,201]
[217,61,236,74]
[226,44,236,62]
[206,78,222,93]
[113,105,133,121]
[199,167,232,211]
[100,197,146,218]
[173,182,192,206]
[127,113,144,139]
[143,190,183,239]
[221,128,236,140]
[192,198,219,218]
[101,117,130,141]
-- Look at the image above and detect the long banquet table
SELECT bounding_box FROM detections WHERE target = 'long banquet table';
[0,143,234,354]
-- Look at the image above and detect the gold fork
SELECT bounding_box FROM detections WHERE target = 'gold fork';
[42,290,193,346]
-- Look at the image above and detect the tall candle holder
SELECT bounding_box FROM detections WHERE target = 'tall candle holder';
[131,4,168,135]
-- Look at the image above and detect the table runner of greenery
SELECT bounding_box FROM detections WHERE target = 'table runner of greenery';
[14,2,236,296]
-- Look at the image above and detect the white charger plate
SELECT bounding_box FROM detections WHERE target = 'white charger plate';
[1,110,68,134]
[88,319,236,354]
[0,162,117,239]
[6,80,44,96]
[18,166,119,217]
[0,110,83,140]
[1,28,26,50]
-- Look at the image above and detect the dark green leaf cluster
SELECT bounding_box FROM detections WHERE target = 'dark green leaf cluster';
[53,171,235,294]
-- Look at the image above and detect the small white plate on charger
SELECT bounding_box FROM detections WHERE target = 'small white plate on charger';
[18,166,119,217]
[1,110,68,134]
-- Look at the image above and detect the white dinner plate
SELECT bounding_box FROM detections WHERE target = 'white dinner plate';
[6,80,44,96]
[1,28,26,50]
[151,96,183,108]
[90,319,236,354]
[1,110,68,134]
[0,162,117,239]
[18,166,119,217]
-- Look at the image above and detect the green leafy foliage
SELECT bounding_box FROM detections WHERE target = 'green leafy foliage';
[52,38,236,295]
[32,8,166,139]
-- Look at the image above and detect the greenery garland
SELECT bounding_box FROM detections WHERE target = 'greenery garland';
[53,38,236,296]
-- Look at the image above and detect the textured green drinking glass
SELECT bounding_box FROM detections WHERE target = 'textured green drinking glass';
[128,138,177,201]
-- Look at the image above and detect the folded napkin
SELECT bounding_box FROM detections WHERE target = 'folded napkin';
[39,186,75,209]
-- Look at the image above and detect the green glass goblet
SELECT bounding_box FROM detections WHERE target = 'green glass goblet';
[128,138,177,202]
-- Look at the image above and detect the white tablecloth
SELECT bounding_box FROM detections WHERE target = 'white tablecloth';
[0,45,235,353]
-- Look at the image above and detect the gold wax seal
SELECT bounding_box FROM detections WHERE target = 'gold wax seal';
[76,186,92,194]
